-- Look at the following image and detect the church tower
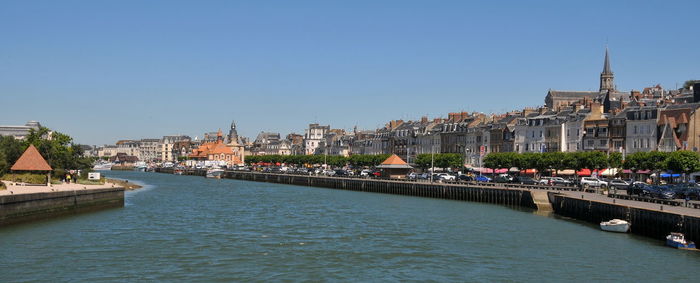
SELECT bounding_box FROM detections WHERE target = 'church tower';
[599,47,615,92]
[227,120,240,145]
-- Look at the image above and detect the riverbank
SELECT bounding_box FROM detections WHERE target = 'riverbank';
[0,181,125,226]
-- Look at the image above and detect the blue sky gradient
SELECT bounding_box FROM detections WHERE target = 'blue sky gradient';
[1,0,698,145]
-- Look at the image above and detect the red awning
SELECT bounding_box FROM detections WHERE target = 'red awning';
[520,169,537,175]
[577,169,591,176]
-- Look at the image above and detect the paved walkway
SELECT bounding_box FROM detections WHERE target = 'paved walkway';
[557,190,700,218]
[0,181,119,196]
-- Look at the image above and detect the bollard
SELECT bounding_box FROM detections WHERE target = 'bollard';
[660,205,663,211]
[581,195,584,199]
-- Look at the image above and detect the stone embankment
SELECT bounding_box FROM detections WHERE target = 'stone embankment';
[0,181,124,226]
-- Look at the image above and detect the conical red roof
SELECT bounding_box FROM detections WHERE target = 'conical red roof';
[381,154,408,165]
[11,144,52,171]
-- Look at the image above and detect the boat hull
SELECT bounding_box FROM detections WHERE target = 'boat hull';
[206,170,224,179]
[600,223,630,233]
[600,219,630,233]
[666,239,696,249]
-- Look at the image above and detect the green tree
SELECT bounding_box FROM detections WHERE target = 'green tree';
[683,80,700,90]
[665,151,700,177]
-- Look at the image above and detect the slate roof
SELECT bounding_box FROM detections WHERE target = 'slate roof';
[11,144,52,171]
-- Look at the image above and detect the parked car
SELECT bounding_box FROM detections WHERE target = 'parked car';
[512,176,538,185]
[475,175,492,182]
[608,179,630,190]
[493,175,512,183]
[360,169,371,177]
[334,169,349,176]
[580,177,608,189]
[549,177,572,186]
[538,177,552,185]
[458,174,474,182]
[436,173,456,181]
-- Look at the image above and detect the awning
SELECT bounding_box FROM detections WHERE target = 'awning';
[600,168,619,177]
[520,169,537,175]
[636,170,651,174]
[556,169,576,175]
[508,167,520,172]
[622,169,633,174]
[577,169,592,176]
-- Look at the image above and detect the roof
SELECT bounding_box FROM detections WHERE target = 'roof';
[376,154,413,169]
[547,90,599,98]
[11,144,52,171]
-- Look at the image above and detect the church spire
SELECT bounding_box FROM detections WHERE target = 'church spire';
[599,46,615,92]
[602,46,612,74]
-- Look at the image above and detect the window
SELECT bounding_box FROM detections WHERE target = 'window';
[634,126,637,134]
[600,140,607,146]
[587,140,594,146]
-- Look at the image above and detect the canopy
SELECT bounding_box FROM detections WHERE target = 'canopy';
[11,145,52,171]
[660,173,681,178]
[600,168,619,177]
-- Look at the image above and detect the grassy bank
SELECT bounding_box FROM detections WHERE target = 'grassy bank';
[106,178,143,190]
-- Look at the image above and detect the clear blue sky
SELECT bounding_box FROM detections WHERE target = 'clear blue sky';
[1,0,698,145]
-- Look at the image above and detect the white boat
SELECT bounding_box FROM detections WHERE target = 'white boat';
[93,161,113,171]
[600,219,630,233]
[134,161,147,171]
[206,168,225,179]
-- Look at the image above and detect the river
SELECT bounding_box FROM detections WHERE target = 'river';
[1,171,699,282]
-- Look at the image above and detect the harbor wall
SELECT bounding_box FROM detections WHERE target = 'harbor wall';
[0,187,124,226]
[549,193,700,243]
[219,171,537,209]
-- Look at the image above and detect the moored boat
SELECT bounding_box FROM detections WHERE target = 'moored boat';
[666,233,696,250]
[206,168,225,179]
[134,161,147,171]
[93,161,113,171]
[600,219,630,233]
[173,168,184,175]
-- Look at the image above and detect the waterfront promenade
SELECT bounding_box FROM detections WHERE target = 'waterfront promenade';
[1,181,121,196]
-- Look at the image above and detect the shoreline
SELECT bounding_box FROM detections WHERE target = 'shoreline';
[106,178,143,190]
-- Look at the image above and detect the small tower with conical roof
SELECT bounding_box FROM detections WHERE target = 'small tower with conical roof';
[227,120,240,145]
[599,47,615,92]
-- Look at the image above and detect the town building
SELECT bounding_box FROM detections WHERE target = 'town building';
[0,121,44,140]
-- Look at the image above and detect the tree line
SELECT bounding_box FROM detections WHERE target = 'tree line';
[0,127,94,176]
[482,151,700,175]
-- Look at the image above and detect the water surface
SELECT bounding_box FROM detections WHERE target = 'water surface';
[1,171,698,282]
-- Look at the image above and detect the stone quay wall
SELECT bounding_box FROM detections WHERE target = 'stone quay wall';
[0,187,124,226]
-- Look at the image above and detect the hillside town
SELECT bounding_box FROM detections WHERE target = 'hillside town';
[44,48,696,170]
[3,49,697,171]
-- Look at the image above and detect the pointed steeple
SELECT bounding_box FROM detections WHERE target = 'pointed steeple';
[602,46,612,74]
[599,46,615,92]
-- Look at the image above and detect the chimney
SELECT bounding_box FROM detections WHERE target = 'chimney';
[421,116,428,123]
